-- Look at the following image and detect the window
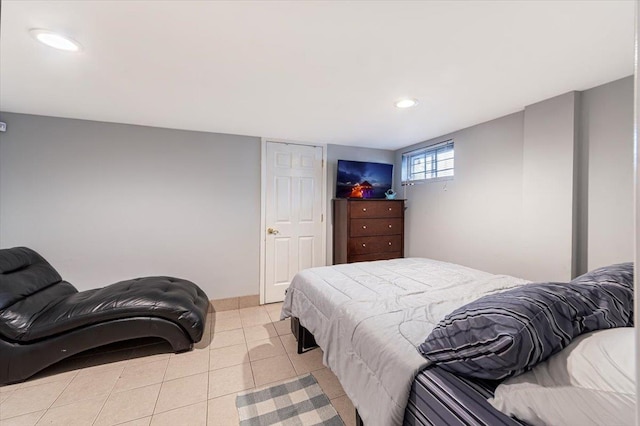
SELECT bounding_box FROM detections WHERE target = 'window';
[402,140,454,183]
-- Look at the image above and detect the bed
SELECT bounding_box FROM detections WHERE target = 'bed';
[281,257,635,426]
[281,258,530,426]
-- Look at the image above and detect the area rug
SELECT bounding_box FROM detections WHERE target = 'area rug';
[236,374,344,426]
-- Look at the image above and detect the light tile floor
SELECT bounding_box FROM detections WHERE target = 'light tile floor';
[0,303,355,426]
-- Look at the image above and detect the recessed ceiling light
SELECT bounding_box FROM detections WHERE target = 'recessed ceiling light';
[395,98,418,109]
[29,29,82,52]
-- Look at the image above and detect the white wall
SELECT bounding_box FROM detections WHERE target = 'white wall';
[0,112,261,300]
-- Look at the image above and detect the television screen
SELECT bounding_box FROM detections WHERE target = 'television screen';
[336,160,393,199]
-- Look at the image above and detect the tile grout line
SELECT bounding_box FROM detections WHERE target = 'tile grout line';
[89,353,172,425]
[28,371,78,424]
[112,416,151,426]
[6,306,291,426]
[241,325,257,392]
[205,316,214,424]
[91,349,137,426]
[149,351,171,419]
[208,310,249,414]
[150,400,207,423]
[32,409,47,425]
[73,364,126,425]
[2,403,48,425]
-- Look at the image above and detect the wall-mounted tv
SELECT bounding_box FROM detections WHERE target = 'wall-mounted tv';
[336,160,393,199]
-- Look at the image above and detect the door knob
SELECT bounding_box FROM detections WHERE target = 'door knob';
[267,227,279,235]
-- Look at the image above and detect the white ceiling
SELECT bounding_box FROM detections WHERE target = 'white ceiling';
[0,1,635,150]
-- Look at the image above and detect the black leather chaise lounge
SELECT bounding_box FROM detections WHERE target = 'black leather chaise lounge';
[0,247,209,385]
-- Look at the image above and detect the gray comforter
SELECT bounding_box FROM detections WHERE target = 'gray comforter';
[281,258,528,426]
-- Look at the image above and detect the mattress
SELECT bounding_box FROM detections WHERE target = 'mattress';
[404,367,527,426]
[282,258,529,426]
[281,258,518,351]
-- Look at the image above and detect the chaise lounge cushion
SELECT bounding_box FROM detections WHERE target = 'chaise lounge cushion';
[0,246,67,309]
[1,277,208,343]
[0,247,209,343]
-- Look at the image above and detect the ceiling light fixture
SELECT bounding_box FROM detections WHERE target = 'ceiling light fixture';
[395,98,418,109]
[29,29,82,52]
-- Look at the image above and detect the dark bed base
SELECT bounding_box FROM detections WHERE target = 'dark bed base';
[291,317,363,423]
[291,316,318,354]
[289,316,516,426]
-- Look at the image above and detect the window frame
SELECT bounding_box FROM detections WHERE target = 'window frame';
[401,140,455,184]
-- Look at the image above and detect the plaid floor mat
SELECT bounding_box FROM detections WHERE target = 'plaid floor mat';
[236,374,344,426]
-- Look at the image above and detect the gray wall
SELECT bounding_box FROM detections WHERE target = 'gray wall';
[0,112,261,300]
[0,76,631,300]
[521,92,578,281]
[0,114,396,300]
[395,76,634,281]
[395,112,527,279]
[581,77,634,269]
[634,1,639,415]
[326,144,395,262]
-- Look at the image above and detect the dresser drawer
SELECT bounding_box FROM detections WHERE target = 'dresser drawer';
[349,201,403,219]
[348,251,402,263]
[350,218,403,237]
[348,235,402,255]
[333,198,404,265]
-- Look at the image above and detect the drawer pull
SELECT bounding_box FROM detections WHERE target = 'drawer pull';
[363,208,367,212]
[388,207,392,211]
[388,224,392,228]
[388,242,392,246]
[362,225,367,229]
[362,243,366,247]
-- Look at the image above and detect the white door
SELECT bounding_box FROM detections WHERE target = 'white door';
[263,141,325,303]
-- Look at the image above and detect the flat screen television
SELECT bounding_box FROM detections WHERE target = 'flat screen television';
[336,160,393,199]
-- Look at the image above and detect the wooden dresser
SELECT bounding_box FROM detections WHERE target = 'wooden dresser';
[333,199,405,264]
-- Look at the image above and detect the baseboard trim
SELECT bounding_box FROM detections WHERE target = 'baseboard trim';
[210,294,260,312]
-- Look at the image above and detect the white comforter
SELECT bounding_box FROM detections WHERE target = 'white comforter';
[281,258,529,426]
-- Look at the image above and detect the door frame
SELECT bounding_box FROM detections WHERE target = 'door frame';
[259,138,328,305]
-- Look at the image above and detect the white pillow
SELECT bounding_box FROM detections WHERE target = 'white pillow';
[488,327,636,426]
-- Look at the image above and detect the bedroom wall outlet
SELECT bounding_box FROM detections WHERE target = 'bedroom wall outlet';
[0,122,6,132]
